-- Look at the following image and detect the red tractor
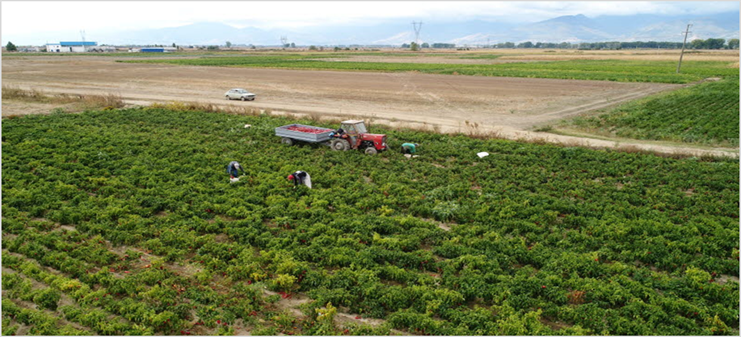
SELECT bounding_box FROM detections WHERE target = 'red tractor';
[275,120,387,155]
[329,120,387,154]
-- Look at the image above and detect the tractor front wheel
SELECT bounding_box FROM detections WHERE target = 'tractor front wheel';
[331,139,350,151]
[364,147,378,155]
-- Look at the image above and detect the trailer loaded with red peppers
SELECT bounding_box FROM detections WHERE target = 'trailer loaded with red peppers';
[275,120,387,155]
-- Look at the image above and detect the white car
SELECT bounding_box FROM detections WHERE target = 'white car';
[225,88,256,101]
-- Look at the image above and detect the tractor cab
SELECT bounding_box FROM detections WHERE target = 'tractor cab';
[341,120,368,135]
[340,120,366,146]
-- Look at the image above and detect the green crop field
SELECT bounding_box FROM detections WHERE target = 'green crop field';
[2,107,739,335]
[123,54,738,83]
[561,78,740,147]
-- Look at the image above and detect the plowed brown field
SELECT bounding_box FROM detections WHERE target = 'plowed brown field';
[1,56,678,127]
[3,55,736,157]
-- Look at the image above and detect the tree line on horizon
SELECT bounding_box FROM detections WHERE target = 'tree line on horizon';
[404,38,739,50]
[4,37,738,52]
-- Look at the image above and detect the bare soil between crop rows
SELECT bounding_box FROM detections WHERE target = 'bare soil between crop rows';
[2,56,737,157]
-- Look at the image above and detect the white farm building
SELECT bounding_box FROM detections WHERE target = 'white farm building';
[46,41,97,52]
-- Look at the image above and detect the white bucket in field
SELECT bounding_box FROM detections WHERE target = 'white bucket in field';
[477,152,489,158]
[230,177,240,183]
[304,174,312,189]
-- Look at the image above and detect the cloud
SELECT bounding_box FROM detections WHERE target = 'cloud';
[2,1,738,44]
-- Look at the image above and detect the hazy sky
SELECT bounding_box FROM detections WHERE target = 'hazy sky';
[2,1,738,44]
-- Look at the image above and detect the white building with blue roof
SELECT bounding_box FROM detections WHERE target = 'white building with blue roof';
[46,41,97,52]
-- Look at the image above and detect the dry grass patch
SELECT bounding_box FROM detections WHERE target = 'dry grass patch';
[458,120,504,140]
[150,101,261,116]
[2,86,47,100]
[2,85,125,112]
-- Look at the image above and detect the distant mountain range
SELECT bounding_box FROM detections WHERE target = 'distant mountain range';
[80,11,741,46]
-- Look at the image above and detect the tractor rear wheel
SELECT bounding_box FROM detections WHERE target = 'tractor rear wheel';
[331,139,350,151]
[364,147,378,155]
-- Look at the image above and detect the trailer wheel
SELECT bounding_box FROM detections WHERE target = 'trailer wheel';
[331,139,350,151]
[281,137,294,146]
[364,147,378,155]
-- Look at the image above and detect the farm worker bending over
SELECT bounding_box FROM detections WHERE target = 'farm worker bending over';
[226,161,245,179]
[287,171,312,189]
[401,143,419,155]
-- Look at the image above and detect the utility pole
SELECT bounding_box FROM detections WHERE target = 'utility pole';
[80,30,86,52]
[412,21,423,45]
[677,24,692,73]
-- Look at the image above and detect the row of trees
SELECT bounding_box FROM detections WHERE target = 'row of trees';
[5,37,737,53]
[689,38,738,49]
[571,38,738,50]
[167,38,741,51]
[403,38,739,50]
[401,42,430,50]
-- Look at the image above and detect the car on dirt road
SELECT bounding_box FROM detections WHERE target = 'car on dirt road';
[225,88,256,101]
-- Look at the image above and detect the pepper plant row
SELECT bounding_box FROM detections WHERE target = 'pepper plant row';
[2,107,738,335]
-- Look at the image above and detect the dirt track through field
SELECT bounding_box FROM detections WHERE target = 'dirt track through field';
[2,56,737,157]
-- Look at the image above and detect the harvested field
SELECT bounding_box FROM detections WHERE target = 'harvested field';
[3,53,737,157]
[2,55,676,130]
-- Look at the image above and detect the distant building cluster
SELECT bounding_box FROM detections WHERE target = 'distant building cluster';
[40,41,178,53]
[45,41,115,53]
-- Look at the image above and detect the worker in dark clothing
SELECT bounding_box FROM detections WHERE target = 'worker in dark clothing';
[401,143,419,155]
[287,170,312,189]
[329,128,345,138]
[226,161,245,179]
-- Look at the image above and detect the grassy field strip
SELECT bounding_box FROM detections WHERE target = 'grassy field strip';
[560,78,739,147]
[122,55,738,84]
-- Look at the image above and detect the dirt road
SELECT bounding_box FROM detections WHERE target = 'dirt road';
[2,55,736,157]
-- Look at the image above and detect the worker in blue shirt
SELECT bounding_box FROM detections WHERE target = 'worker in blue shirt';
[329,128,345,138]
[226,161,245,179]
